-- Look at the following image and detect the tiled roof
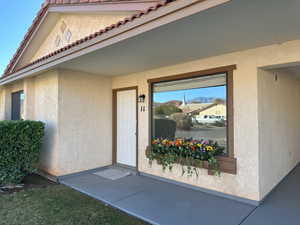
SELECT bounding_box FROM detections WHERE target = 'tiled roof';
[43,0,156,7]
[3,0,168,77]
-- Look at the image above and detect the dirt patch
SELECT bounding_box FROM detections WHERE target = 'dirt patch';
[0,174,57,195]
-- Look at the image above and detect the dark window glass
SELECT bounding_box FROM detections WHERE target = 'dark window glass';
[152,73,228,154]
[11,91,24,120]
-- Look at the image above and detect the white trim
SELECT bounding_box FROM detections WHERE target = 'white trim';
[8,11,51,74]
[49,1,159,13]
[0,0,231,85]
[7,1,156,74]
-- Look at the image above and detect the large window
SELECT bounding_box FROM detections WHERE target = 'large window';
[11,91,24,120]
[150,67,235,158]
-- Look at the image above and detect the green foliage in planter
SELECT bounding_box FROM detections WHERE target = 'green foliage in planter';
[0,120,45,185]
[147,138,224,176]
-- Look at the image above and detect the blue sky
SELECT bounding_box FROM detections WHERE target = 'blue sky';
[154,86,226,103]
[0,1,44,75]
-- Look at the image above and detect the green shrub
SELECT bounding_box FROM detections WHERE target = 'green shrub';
[0,120,45,185]
[170,113,193,130]
[154,118,176,139]
[155,104,182,116]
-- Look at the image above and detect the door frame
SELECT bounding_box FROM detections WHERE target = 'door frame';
[112,86,139,170]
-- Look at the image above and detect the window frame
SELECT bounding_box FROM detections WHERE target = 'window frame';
[11,90,24,121]
[147,65,237,174]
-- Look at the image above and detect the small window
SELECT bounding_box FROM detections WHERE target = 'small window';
[11,91,24,120]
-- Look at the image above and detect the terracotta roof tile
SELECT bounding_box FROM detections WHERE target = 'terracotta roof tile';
[3,0,168,77]
[43,0,159,7]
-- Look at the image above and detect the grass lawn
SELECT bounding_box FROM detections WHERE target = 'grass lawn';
[0,184,148,225]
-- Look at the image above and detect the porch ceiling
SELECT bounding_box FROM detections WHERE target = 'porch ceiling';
[57,0,300,76]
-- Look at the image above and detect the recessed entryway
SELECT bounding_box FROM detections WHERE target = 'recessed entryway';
[113,87,138,169]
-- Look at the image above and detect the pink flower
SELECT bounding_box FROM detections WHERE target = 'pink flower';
[202,140,209,145]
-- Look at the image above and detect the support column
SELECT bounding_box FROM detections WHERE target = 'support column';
[3,86,12,120]
[0,87,4,120]
[23,78,35,120]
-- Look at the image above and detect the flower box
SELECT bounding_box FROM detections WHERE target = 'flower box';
[146,139,237,176]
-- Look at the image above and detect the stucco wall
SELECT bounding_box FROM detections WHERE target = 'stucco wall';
[33,71,60,175]
[0,71,60,175]
[31,12,133,62]
[258,69,300,199]
[57,70,113,175]
[0,81,24,120]
[110,39,300,201]
[112,59,260,201]
[0,87,5,120]
[3,36,300,201]
[0,69,112,176]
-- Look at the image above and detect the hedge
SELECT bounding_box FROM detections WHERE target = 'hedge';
[0,120,45,185]
[154,118,176,140]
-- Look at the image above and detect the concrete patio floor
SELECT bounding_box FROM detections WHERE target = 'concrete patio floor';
[60,165,300,225]
[241,164,300,225]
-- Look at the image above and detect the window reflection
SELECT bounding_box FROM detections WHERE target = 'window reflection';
[152,73,227,154]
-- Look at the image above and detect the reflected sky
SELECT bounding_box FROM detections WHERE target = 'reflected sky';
[154,86,226,103]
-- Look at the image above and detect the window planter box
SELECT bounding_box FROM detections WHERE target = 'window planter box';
[146,146,236,175]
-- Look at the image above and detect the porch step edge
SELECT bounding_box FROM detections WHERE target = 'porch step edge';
[58,165,112,181]
[37,169,59,183]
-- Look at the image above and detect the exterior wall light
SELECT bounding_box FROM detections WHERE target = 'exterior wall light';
[138,94,146,103]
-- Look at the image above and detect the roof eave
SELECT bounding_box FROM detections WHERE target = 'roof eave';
[0,0,232,85]
[4,0,161,76]
[48,0,161,13]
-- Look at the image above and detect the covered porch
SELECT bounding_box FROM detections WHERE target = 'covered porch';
[2,0,300,218]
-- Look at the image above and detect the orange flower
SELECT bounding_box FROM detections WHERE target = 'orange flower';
[191,146,196,151]
[152,140,158,145]
[175,139,183,146]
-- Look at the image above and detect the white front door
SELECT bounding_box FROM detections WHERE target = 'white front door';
[116,89,137,167]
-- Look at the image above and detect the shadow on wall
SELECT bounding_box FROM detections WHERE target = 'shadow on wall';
[39,122,58,173]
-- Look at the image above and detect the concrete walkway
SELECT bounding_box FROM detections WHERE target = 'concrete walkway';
[241,165,300,225]
[60,165,300,225]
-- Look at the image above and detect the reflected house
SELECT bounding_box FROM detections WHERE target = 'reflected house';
[179,101,226,125]
[193,103,226,124]
[179,103,210,113]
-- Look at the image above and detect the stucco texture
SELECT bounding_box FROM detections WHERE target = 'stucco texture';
[111,39,300,201]
[2,37,300,201]
[0,69,113,176]
[112,65,260,201]
[0,81,24,121]
[32,71,60,175]
[258,69,300,199]
[0,72,60,175]
[31,12,132,62]
[57,70,113,175]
